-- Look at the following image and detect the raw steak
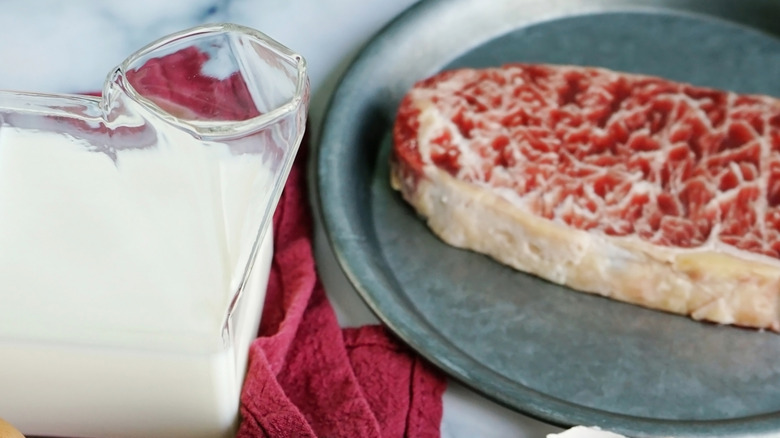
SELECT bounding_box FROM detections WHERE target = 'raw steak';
[391,63,780,331]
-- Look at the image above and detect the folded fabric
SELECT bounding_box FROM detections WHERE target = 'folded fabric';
[237,143,447,438]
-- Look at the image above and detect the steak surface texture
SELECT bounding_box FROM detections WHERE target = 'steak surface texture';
[391,63,780,331]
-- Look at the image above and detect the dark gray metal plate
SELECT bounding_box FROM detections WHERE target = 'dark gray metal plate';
[314,1,780,436]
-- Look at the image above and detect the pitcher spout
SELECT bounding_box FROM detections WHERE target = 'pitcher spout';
[108,23,309,139]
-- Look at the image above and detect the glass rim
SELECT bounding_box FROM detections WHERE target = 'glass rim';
[115,22,309,138]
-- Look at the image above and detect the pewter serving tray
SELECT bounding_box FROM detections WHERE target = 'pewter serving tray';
[314,1,780,436]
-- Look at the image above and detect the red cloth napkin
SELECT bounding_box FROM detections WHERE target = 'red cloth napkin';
[124,46,447,437]
[237,143,447,438]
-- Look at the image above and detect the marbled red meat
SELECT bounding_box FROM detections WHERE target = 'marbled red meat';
[394,64,780,259]
[390,64,780,330]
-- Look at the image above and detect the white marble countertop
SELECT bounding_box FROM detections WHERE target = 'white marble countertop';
[0,1,562,436]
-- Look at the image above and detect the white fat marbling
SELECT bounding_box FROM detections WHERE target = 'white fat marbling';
[0,1,564,437]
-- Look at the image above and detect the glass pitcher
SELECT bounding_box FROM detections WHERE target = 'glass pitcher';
[0,23,308,438]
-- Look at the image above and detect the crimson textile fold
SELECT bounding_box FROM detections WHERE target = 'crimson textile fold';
[237,146,446,438]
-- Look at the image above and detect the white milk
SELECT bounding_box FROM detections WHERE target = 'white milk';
[0,124,275,438]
